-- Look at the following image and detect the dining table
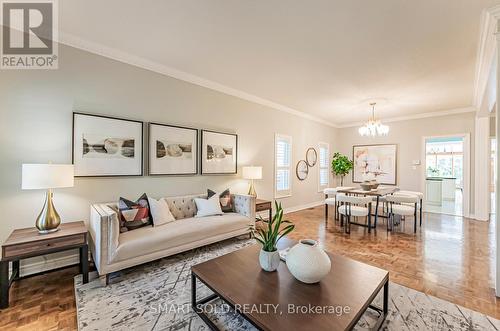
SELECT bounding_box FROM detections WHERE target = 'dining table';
[336,186,400,232]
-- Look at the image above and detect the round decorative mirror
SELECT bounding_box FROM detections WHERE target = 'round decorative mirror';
[306,147,317,167]
[296,160,309,180]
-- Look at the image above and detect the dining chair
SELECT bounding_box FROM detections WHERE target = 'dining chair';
[385,194,419,233]
[394,190,423,226]
[324,187,354,226]
[336,195,372,234]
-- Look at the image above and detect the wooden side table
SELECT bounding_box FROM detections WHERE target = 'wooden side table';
[256,199,272,221]
[0,221,89,309]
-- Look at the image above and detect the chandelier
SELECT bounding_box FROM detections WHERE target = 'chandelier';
[358,102,389,137]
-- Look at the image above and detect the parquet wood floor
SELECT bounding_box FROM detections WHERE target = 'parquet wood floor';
[286,206,500,319]
[0,206,498,330]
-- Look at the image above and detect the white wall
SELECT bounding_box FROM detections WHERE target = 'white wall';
[0,45,337,273]
[335,112,476,214]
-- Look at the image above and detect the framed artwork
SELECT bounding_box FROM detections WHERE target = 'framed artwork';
[148,123,198,175]
[201,130,237,174]
[352,144,397,185]
[72,112,143,177]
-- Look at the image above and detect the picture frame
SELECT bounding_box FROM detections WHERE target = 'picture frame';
[200,130,238,174]
[148,123,198,175]
[352,144,397,185]
[72,112,144,177]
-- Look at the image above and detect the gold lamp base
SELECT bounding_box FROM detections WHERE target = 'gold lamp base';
[36,189,61,234]
[247,180,257,197]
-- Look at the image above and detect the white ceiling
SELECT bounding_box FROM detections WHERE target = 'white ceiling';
[59,0,500,125]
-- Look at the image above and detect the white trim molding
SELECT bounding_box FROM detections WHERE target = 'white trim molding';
[59,32,483,129]
[474,116,491,221]
[474,5,500,109]
[337,107,476,129]
[10,253,79,278]
[59,32,336,128]
[283,200,324,215]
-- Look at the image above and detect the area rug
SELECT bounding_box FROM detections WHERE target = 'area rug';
[75,238,500,331]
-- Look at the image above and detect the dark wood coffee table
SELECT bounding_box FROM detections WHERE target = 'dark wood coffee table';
[191,239,389,330]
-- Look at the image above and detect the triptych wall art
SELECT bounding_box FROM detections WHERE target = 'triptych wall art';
[72,112,238,177]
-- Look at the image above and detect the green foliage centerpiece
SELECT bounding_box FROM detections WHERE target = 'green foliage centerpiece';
[331,152,354,186]
[252,202,294,272]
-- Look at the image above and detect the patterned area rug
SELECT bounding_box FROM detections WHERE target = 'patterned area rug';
[75,238,500,331]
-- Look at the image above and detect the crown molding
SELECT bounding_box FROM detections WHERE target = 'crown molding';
[58,32,337,128]
[336,107,476,129]
[473,5,500,108]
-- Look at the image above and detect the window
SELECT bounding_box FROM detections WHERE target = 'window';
[318,142,330,191]
[275,134,292,198]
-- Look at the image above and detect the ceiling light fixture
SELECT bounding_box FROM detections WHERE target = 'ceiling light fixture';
[358,102,389,137]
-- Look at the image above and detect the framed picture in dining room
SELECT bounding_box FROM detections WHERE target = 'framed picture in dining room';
[201,130,238,174]
[352,144,397,185]
[148,123,198,175]
[72,112,144,177]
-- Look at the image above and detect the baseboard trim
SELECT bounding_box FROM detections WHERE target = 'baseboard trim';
[283,201,324,214]
[10,253,80,278]
[255,200,323,220]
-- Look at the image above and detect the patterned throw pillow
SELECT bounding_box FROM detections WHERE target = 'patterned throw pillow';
[207,189,233,213]
[118,193,152,232]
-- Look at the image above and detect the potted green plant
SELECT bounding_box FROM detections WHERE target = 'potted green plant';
[331,152,353,186]
[251,202,295,272]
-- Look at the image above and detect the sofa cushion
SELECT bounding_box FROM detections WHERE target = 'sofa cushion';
[148,197,175,226]
[166,194,203,220]
[194,195,223,217]
[118,193,152,232]
[207,189,234,212]
[112,213,250,262]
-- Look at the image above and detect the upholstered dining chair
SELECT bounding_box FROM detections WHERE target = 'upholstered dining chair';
[324,187,354,226]
[394,190,424,227]
[385,194,419,233]
[336,195,372,234]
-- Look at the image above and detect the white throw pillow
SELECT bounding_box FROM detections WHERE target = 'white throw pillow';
[148,197,175,226]
[194,195,223,217]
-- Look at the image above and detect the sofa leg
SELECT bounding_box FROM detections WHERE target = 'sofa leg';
[99,274,109,286]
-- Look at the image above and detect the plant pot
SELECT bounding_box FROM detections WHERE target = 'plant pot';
[259,249,280,272]
[286,239,331,284]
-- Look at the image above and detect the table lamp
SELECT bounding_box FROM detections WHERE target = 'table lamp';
[22,164,74,234]
[242,166,262,197]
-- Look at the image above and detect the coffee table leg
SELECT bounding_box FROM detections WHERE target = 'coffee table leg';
[366,277,389,330]
[0,261,9,309]
[191,272,220,330]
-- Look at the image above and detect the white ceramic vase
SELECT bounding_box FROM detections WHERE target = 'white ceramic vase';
[259,249,280,272]
[286,239,331,283]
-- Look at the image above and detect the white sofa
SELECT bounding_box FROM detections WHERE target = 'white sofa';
[89,193,255,284]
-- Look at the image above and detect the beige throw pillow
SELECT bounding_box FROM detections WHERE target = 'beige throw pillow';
[148,197,175,226]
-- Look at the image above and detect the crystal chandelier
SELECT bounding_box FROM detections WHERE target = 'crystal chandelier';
[358,102,389,137]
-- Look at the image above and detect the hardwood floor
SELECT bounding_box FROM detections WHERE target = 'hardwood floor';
[286,206,500,319]
[0,206,498,330]
[0,266,77,330]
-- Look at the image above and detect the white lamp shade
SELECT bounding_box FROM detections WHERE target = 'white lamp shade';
[242,166,262,180]
[22,164,74,190]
